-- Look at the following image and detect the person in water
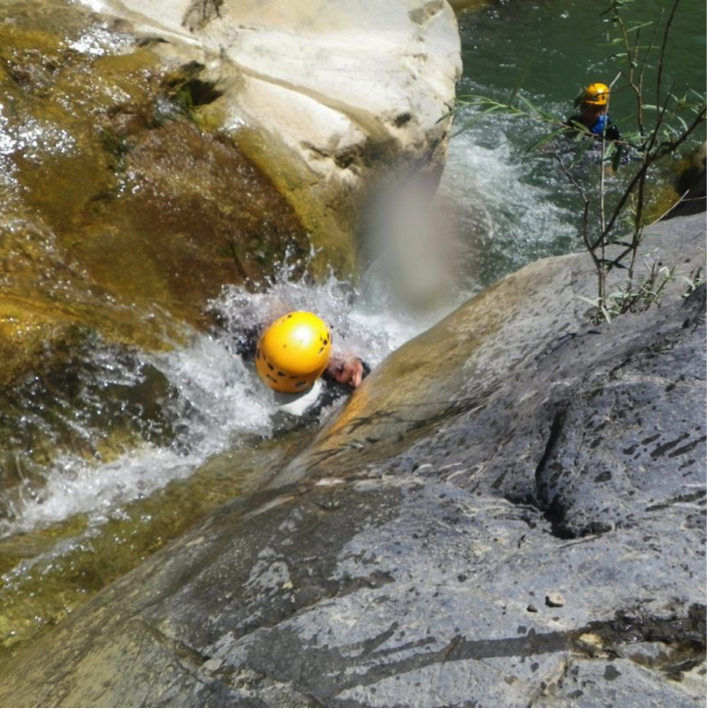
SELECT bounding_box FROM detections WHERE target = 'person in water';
[236,311,369,417]
[566,82,620,141]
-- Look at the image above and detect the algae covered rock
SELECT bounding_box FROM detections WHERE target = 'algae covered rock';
[447,0,493,13]
[667,143,706,220]
[0,0,461,458]
[0,0,311,383]
[0,0,463,658]
[0,0,316,482]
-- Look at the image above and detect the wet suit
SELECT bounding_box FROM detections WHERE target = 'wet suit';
[566,113,620,141]
[234,326,370,421]
[565,113,623,167]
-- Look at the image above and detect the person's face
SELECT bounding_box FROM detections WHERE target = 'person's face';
[582,104,606,120]
[331,359,364,389]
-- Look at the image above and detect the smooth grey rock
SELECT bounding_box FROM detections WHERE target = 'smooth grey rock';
[542,657,702,708]
[0,215,704,707]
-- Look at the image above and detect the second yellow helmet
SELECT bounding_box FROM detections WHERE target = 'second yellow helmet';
[255,311,332,393]
[583,82,610,106]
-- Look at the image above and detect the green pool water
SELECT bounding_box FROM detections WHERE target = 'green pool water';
[459,0,705,104]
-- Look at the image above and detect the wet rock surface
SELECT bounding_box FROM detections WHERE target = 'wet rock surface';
[0,0,460,483]
[0,0,463,664]
[0,0,315,503]
[0,214,704,707]
[0,0,311,390]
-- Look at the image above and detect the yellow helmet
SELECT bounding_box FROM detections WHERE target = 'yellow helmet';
[255,311,332,393]
[583,83,610,106]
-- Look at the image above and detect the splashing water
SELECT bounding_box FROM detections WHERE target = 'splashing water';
[439,113,580,290]
[215,258,455,370]
[0,108,590,539]
[0,98,601,542]
[3,0,704,664]
[1,257,459,539]
[65,23,134,57]
[1,336,271,537]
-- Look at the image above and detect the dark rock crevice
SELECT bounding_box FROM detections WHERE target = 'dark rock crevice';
[182,0,224,32]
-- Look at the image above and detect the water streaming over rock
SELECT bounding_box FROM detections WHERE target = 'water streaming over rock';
[439,128,578,290]
[0,254,462,656]
[1,0,703,664]
[0,256,459,541]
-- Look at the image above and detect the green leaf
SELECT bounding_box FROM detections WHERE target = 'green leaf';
[451,105,503,137]
[536,108,561,123]
[612,145,622,171]
[517,95,539,115]
[525,127,569,152]
[508,54,537,107]
[626,21,654,32]
[569,137,592,166]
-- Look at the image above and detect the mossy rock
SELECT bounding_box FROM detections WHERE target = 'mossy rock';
[667,143,706,220]
[0,0,311,390]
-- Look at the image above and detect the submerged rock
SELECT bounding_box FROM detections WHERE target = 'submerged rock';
[0,214,703,707]
[667,143,706,221]
[447,0,493,14]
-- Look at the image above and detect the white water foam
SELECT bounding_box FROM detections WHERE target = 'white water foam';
[2,335,272,537]
[1,260,456,538]
[215,263,453,370]
[439,121,578,286]
[66,24,134,57]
